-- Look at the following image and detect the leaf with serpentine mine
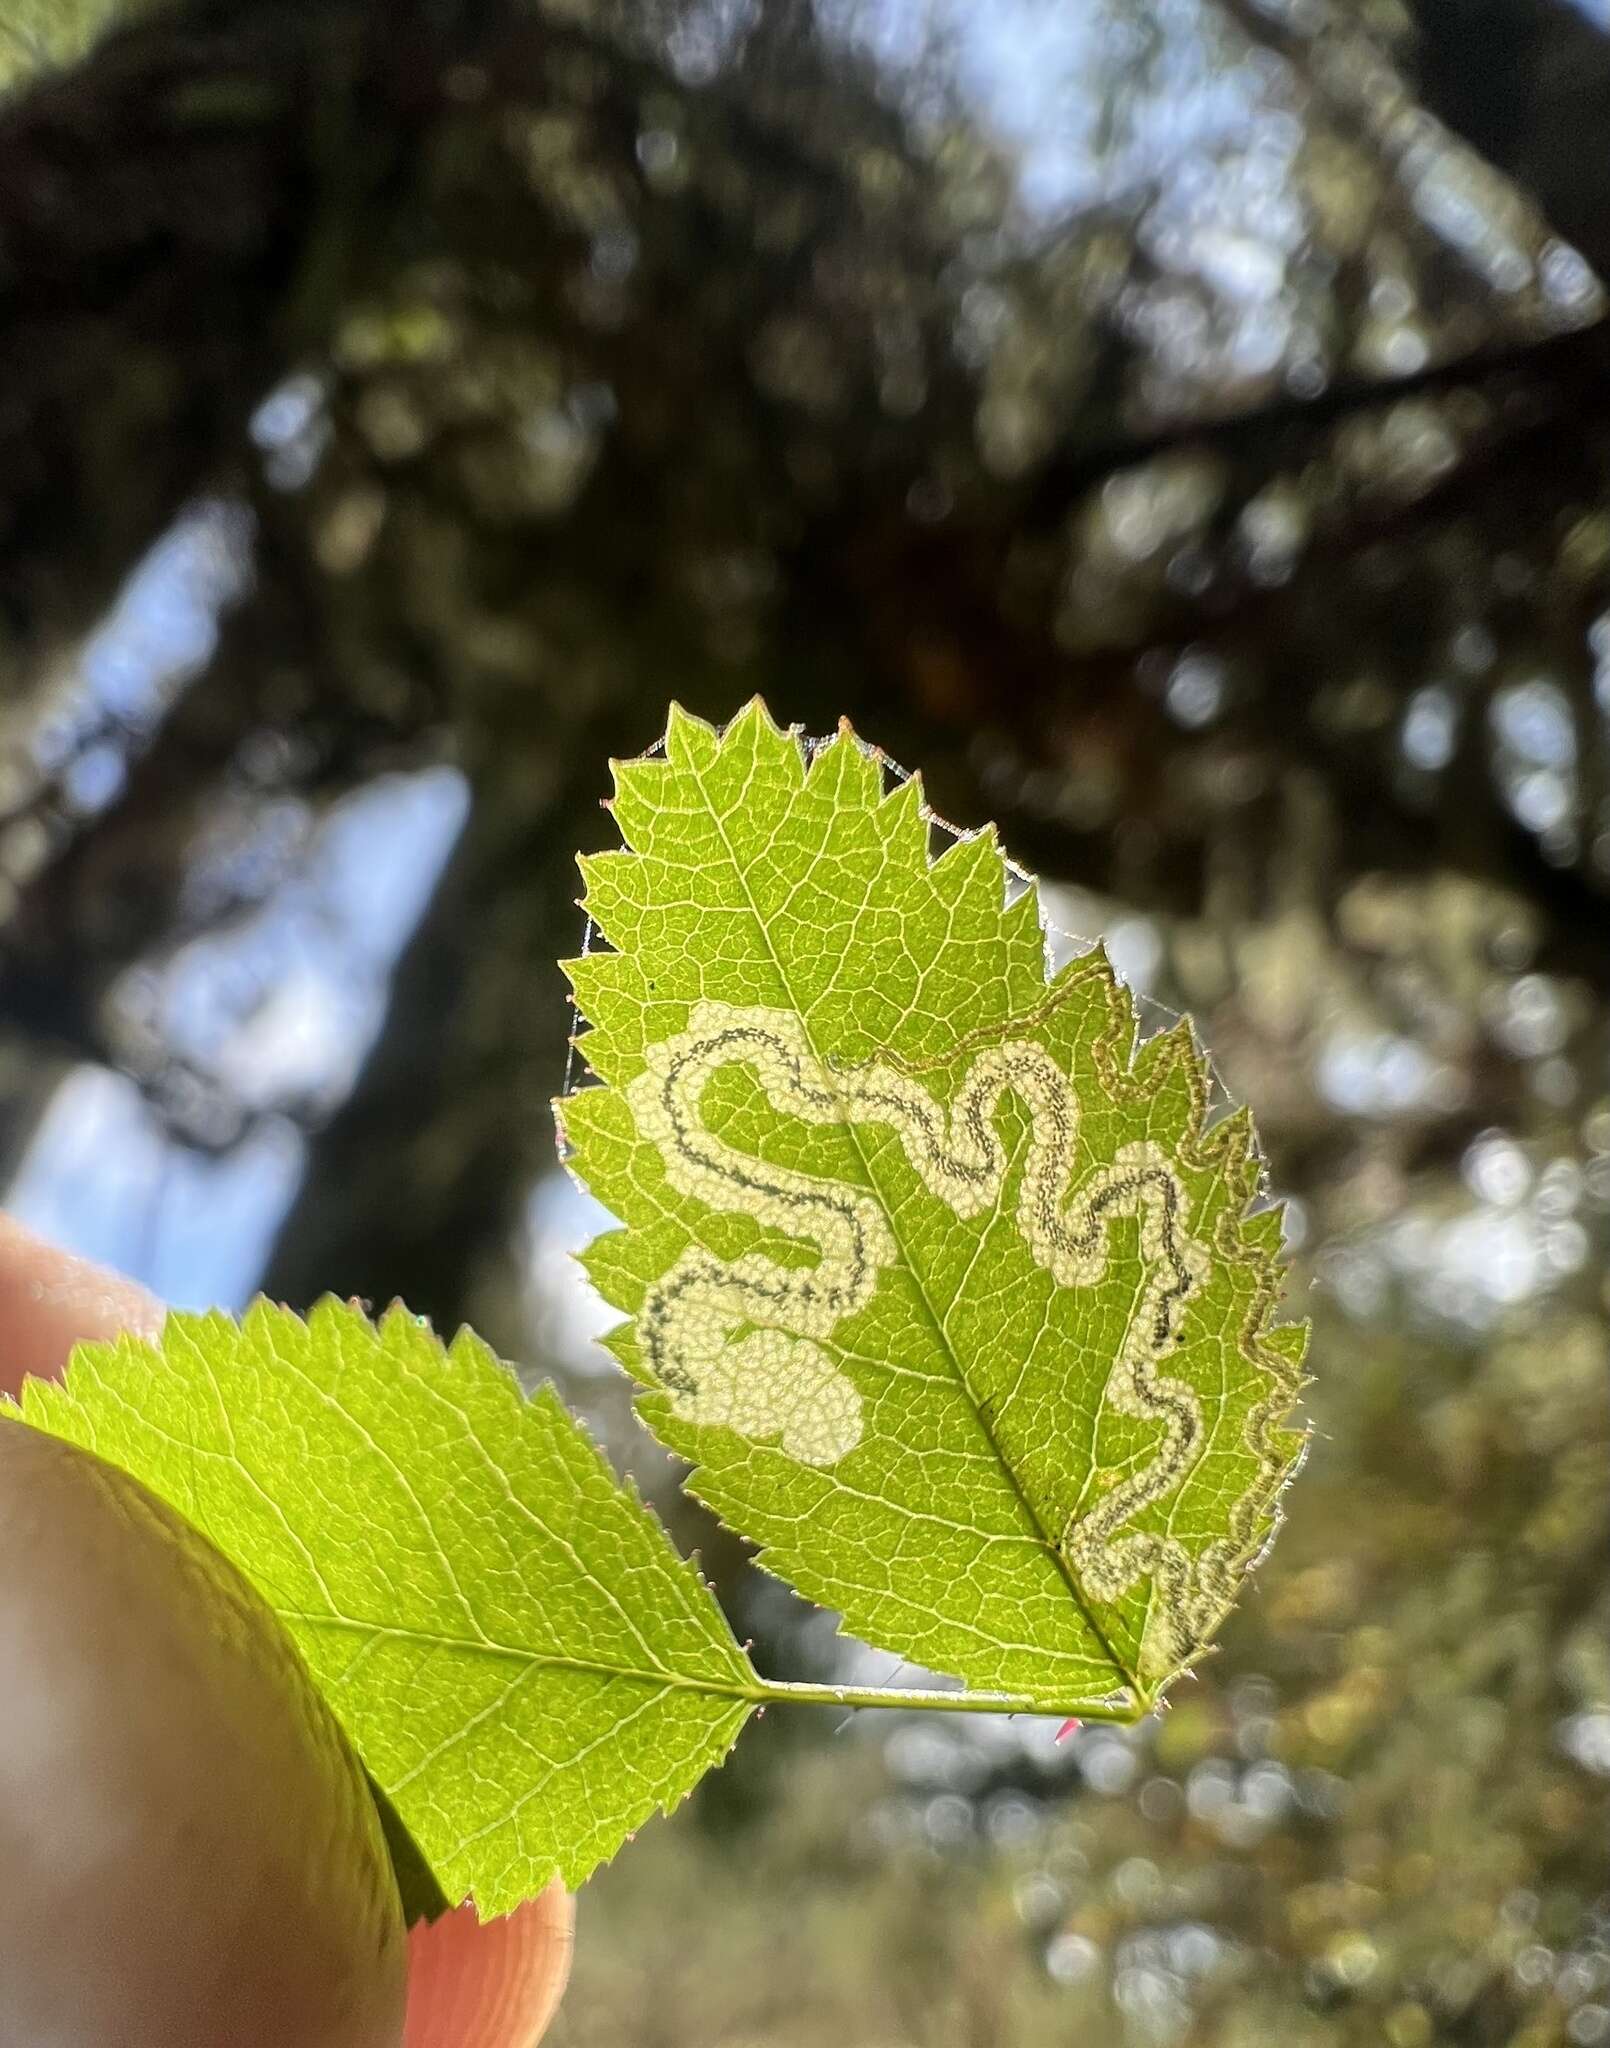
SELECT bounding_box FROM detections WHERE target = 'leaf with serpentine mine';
[559,700,1308,1716]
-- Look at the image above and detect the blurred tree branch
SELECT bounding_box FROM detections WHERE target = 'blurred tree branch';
[4,0,1610,1337]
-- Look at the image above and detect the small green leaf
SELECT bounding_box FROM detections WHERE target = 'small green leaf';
[11,1301,756,1912]
[560,701,1308,1714]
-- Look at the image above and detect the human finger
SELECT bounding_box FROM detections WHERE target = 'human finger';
[0,1214,576,2044]
[0,1213,163,1398]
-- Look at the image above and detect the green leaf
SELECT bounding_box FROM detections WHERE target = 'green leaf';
[10,1301,757,1912]
[559,700,1308,1714]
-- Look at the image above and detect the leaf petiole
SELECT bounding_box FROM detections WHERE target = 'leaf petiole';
[743,1676,1142,1723]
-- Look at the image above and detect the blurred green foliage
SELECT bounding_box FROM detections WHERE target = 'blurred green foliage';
[0,0,156,93]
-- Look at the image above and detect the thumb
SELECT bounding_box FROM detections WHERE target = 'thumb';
[0,1215,575,2046]
[0,1416,410,2047]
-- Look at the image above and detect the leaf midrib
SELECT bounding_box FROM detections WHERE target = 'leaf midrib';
[692,747,1140,1704]
[283,1609,765,1702]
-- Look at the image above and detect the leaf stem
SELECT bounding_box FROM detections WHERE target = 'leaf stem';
[747,1676,1142,1723]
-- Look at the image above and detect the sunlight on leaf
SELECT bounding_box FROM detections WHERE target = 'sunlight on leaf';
[5,701,1311,1915]
[10,1301,756,1911]
[560,701,1308,1713]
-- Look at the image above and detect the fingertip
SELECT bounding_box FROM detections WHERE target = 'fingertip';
[0,1215,165,1398]
[403,1885,574,2048]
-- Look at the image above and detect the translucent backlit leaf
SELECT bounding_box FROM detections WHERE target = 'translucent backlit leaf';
[6,700,1311,1919]
[559,701,1308,1715]
[11,1301,756,1911]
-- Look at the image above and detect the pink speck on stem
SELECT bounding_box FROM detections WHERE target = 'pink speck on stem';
[1055,1719,1081,1743]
